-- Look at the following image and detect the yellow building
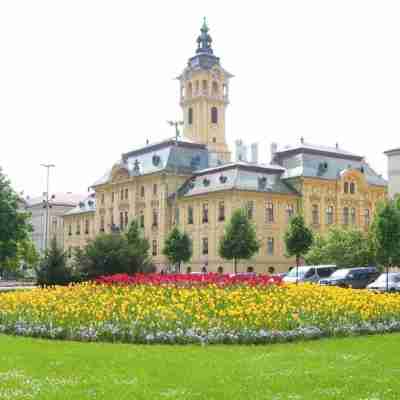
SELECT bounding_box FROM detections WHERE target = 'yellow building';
[63,21,386,273]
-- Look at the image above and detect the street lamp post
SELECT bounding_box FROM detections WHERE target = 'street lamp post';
[41,164,55,253]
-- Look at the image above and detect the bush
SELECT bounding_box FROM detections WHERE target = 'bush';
[35,238,74,286]
[75,220,151,279]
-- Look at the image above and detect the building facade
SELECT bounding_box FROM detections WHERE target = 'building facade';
[63,21,387,273]
[26,192,86,254]
[384,148,400,198]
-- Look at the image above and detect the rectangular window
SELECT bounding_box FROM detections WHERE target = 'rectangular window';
[152,209,158,227]
[85,219,89,235]
[153,184,158,196]
[364,209,370,226]
[68,224,72,236]
[141,186,145,198]
[152,240,157,256]
[101,193,105,205]
[100,216,105,232]
[246,201,254,220]
[124,211,128,228]
[202,237,209,255]
[202,203,209,224]
[120,189,124,201]
[125,188,129,200]
[112,192,115,203]
[120,211,124,229]
[343,207,349,225]
[267,237,274,255]
[312,204,319,225]
[218,201,225,222]
[265,201,274,223]
[344,182,349,194]
[326,206,334,225]
[188,206,194,224]
[174,207,180,225]
[286,204,294,222]
[140,211,144,228]
[76,221,81,235]
[111,214,114,228]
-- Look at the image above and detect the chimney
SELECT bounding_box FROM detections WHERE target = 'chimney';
[270,142,278,162]
[251,143,259,164]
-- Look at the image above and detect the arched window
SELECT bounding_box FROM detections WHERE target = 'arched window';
[344,182,349,194]
[350,182,355,194]
[211,107,218,124]
[202,80,208,94]
[187,82,192,98]
[212,81,218,96]
[188,107,193,125]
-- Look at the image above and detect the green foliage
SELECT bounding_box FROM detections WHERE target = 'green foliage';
[35,238,73,286]
[305,227,375,268]
[372,200,400,267]
[0,167,32,267]
[126,220,152,272]
[304,233,327,266]
[163,227,192,272]
[76,219,151,279]
[219,208,260,273]
[284,215,313,266]
[3,238,40,272]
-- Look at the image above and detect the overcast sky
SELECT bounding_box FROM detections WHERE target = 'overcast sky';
[1,1,399,197]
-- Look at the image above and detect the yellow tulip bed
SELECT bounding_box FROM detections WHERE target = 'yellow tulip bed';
[1,282,400,344]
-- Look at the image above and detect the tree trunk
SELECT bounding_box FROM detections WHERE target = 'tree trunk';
[234,258,237,275]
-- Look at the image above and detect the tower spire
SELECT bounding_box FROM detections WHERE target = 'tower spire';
[196,17,213,54]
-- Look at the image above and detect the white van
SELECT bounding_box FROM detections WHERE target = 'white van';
[283,265,337,284]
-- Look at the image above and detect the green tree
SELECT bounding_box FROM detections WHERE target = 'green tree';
[76,220,151,279]
[284,215,313,282]
[3,238,40,275]
[0,168,32,271]
[219,208,260,274]
[304,233,327,266]
[373,200,400,270]
[163,227,192,272]
[126,219,152,273]
[305,227,376,268]
[35,238,72,286]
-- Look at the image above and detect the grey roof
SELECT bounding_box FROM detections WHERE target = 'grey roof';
[274,141,363,161]
[384,148,400,156]
[26,192,87,207]
[279,152,387,186]
[64,194,96,216]
[92,138,209,187]
[179,163,298,198]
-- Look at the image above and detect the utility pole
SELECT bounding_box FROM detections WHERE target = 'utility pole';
[41,164,55,253]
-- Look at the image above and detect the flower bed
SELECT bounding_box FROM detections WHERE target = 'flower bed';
[1,277,400,344]
[95,273,282,286]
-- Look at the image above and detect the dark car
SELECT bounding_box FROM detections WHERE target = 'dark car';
[319,267,380,289]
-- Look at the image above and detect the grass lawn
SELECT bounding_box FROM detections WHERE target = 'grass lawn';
[0,334,398,400]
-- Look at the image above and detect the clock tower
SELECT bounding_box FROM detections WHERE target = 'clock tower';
[179,19,232,163]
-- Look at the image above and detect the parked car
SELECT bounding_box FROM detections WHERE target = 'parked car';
[367,272,400,292]
[319,267,379,289]
[283,265,337,284]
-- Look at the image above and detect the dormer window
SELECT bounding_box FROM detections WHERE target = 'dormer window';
[219,175,227,184]
[203,178,210,187]
[152,154,161,166]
